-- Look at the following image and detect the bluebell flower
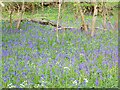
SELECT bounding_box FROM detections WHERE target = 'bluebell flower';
[95,78,99,86]
[2,50,8,57]
[41,74,44,80]
[78,63,84,70]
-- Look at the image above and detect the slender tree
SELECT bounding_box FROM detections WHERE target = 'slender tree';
[8,3,14,29]
[32,2,35,15]
[107,16,114,30]
[91,0,98,37]
[61,1,66,37]
[77,1,88,32]
[16,1,25,29]
[79,6,88,32]
[106,5,114,30]
[102,1,107,31]
[114,20,118,30]
[10,10,13,28]
[41,0,44,17]
[56,0,62,42]
[16,3,20,16]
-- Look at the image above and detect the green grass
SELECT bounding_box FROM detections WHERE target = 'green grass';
[2,5,118,88]
[2,22,118,88]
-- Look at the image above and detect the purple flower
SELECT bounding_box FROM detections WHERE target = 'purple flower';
[12,71,17,76]
[14,41,18,46]
[16,77,20,83]
[15,60,19,67]
[28,41,33,48]
[4,66,9,72]
[109,64,113,69]
[71,56,75,66]
[78,63,84,70]
[3,76,7,82]
[25,56,30,61]
[8,43,12,48]
[97,69,102,74]
[85,69,90,75]
[49,64,52,68]
[95,78,99,86]
[41,74,44,79]
[102,60,108,65]
[2,50,9,57]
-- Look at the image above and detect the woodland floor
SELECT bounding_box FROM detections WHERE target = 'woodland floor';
[1,7,119,88]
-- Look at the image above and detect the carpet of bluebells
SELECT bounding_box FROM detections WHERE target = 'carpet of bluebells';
[2,19,118,88]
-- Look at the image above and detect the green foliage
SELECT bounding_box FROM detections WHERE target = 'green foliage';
[2,3,118,88]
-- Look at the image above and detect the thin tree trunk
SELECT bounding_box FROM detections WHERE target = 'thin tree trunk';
[32,3,35,14]
[114,20,118,30]
[61,1,65,37]
[91,0,98,37]
[8,3,13,29]
[41,0,44,17]
[107,16,114,30]
[56,0,62,42]
[17,1,25,29]
[102,2,107,31]
[10,10,13,28]
[16,3,20,14]
[79,3,88,32]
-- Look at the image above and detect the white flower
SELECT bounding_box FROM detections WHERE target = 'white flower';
[73,80,78,85]
[84,78,88,83]
[7,83,12,87]
[34,84,40,88]
[41,77,44,80]
[20,80,28,88]
[41,83,45,87]
[56,61,60,65]
[9,85,16,88]
[64,67,70,70]
[22,80,28,85]
[7,83,16,88]
[20,83,25,88]
[80,53,85,56]
[27,61,30,65]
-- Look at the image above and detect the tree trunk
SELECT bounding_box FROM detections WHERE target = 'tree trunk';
[102,2,107,31]
[32,3,35,14]
[114,20,118,30]
[107,16,114,30]
[61,1,65,37]
[16,1,25,29]
[79,3,88,32]
[41,0,44,17]
[10,10,13,28]
[56,0,62,42]
[91,0,98,37]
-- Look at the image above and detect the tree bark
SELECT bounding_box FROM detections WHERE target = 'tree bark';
[32,3,35,15]
[107,16,114,30]
[10,10,13,28]
[91,0,98,37]
[102,2,107,31]
[56,0,62,42]
[114,20,118,30]
[8,3,14,29]
[79,3,88,32]
[41,0,44,17]
[16,1,25,29]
